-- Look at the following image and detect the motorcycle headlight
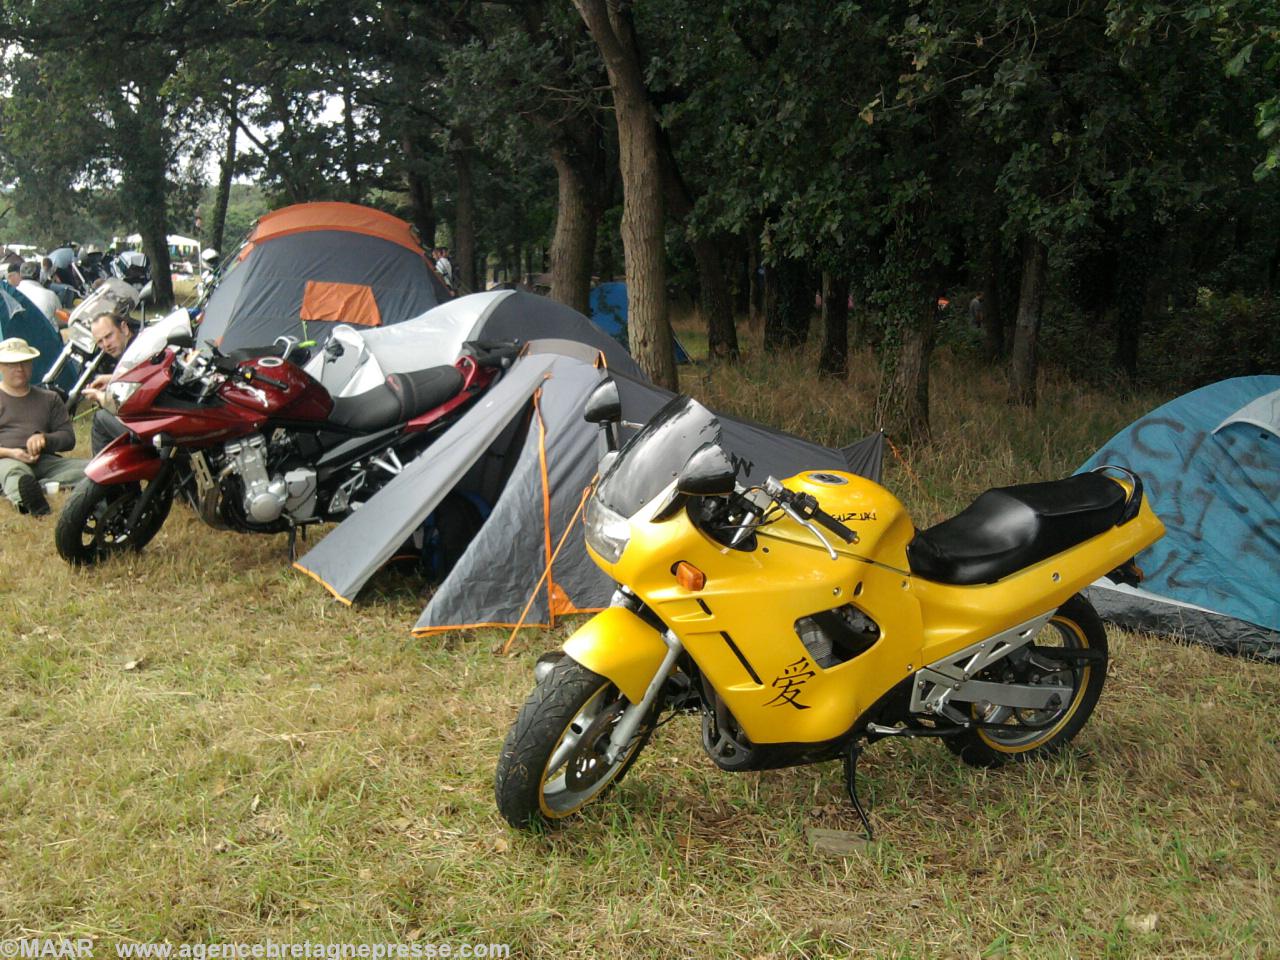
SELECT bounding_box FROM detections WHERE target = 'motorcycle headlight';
[103,380,141,415]
[583,495,630,563]
[69,324,97,352]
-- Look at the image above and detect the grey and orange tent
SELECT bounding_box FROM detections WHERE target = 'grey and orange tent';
[293,341,883,635]
[197,202,452,352]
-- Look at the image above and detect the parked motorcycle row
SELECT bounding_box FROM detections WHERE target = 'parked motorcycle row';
[39,245,1166,836]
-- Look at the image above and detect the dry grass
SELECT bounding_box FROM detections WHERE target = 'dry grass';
[1,320,1277,957]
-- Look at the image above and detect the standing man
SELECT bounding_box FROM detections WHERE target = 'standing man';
[0,338,86,516]
[434,247,455,289]
[82,312,137,454]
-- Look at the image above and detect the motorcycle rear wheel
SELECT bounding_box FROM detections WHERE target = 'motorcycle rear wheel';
[55,477,174,566]
[945,594,1108,768]
[495,659,654,829]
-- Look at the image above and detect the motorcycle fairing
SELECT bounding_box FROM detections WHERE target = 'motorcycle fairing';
[586,468,1163,747]
[85,434,162,484]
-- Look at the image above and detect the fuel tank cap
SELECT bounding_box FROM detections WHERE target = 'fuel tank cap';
[806,472,848,485]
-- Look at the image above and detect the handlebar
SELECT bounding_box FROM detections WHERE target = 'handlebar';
[761,477,858,547]
[245,370,290,391]
[809,503,859,543]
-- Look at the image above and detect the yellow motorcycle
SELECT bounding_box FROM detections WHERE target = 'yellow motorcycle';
[495,389,1165,830]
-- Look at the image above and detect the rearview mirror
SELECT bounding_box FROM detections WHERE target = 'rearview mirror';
[584,377,622,452]
[677,443,736,496]
[583,378,621,425]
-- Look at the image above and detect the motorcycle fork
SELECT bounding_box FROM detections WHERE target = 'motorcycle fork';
[603,629,684,763]
[126,446,176,530]
[66,349,106,407]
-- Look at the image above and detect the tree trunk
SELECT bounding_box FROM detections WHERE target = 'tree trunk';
[882,295,939,444]
[453,140,476,294]
[1009,236,1049,406]
[209,108,238,254]
[574,0,676,389]
[981,227,1003,361]
[1112,233,1160,378]
[121,76,173,309]
[692,235,738,360]
[655,126,737,361]
[819,272,850,378]
[764,257,811,349]
[548,143,597,315]
[401,135,435,246]
[342,81,360,202]
[732,238,749,317]
[747,235,763,329]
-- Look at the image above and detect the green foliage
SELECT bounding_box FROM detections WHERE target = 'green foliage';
[1,0,1276,391]
[1142,290,1280,389]
[199,184,270,251]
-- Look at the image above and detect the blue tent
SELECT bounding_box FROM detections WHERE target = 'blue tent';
[1079,375,1280,660]
[589,282,691,363]
[0,282,75,391]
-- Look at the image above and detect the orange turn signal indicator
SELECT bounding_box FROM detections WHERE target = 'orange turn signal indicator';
[674,561,706,591]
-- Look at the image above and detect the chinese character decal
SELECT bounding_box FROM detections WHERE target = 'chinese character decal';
[765,657,816,710]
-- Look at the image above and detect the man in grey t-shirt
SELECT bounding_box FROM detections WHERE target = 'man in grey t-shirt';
[0,338,87,516]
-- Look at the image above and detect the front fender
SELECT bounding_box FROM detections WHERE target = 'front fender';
[85,434,161,484]
[563,606,669,704]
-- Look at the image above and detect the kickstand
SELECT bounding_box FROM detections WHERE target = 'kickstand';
[287,526,298,562]
[844,741,874,842]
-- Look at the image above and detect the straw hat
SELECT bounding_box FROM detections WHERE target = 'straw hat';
[0,337,41,362]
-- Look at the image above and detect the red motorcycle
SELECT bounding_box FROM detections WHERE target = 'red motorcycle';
[55,336,518,565]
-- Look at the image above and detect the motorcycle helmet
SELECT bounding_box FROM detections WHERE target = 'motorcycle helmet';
[201,248,220,266]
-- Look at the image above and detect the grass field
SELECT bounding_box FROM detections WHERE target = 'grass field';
[2,319,1277,958]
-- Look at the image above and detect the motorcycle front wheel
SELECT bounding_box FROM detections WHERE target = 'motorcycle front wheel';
[945,593,1109,768]
[55,477,174,566]
[495,659,655,829]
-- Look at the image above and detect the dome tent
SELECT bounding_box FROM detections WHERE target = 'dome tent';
[197,202,451,352]
[294,341,883,635]
[589,281,691,363]
[0,282,74,392]
[302,289,646,398]
[1079,376,1280,661]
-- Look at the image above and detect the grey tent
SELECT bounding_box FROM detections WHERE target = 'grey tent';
[301,290,646,398]
[197,202,450,352]
[294,342,883,634]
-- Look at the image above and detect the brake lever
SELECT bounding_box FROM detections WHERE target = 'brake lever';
[778,501,838,560]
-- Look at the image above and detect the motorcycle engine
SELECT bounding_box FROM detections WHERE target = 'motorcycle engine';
[223,434,318,524]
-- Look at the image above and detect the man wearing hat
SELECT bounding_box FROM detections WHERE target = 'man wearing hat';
[0,338,86,516]
[16,261,61,324]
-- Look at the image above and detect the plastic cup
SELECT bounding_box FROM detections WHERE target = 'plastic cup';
[44,481,60,495]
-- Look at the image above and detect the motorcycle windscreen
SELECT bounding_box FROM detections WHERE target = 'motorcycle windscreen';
[594,394,721,518]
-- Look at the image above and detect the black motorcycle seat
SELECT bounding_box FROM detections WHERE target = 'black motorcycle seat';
[906,473,1128,585]
[328,365,464,433]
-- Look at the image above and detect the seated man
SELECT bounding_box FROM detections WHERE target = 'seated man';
[0,338,86,516]
[82,312,137,455]
[17,261,62,324]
